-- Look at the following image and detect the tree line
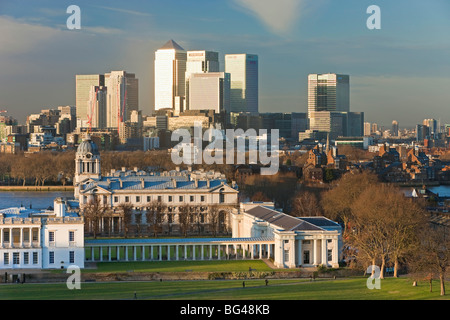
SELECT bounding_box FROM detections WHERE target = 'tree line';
[291,170,450,296]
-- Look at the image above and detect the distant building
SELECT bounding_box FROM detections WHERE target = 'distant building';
[185,50,220,110]
[76,74,105,124]
[189,72,230,113]
[225,54,258,113]
[308,73,349,118]
[154,40,187,111]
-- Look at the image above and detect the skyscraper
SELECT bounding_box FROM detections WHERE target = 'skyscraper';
[154,40,187,112]
[105,71,139,129]
[308,73,349,118]
[76,74,105,126]
[392,120,399,137]
[225,54,258,114]
[87,86,107,129]
[189,72,230,113]
[185,50,220,110]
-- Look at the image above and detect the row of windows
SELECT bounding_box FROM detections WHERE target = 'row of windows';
[113,195,207,204]
[4,252,39,265]
[48,251,75,264]
[48,231,76,243]
[4,251,77,265]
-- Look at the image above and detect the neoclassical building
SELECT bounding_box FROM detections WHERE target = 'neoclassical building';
[0,198,84,270]
[231,202,342,268]
[74,135,239,236]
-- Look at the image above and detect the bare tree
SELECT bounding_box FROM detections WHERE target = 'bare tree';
[410,221,450,296]
[118,202,133,238]
[178,203,192,237]
[291,191,321,217]
[208,205,220,237]
[145,200,166,237]
[83,197,109,239]
[321,171,379,239]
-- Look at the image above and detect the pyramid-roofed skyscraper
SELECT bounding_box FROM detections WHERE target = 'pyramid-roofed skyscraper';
[154,40,187,111]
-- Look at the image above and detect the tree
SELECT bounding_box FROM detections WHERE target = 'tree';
[208,205,220,237]
[350,183,426,279]
[410,221,450,296]
[145,200,166,237]
[321,171,379,239]
[291,191,321,217]
[251,191,271,202]
[178,204,192,237]
[83,197,109,239]
[118,203,133,238]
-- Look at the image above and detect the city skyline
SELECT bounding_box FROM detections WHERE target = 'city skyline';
[1,0,450,127]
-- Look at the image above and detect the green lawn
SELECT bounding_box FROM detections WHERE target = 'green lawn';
[83,260,273,273]
[1,277,449,300]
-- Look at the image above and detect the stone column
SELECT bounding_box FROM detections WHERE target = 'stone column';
[332,238,339,267]
[321,238,327,266]
[176,245,179,261]
[297,240,302,267]
[313,239,318,266]
[289,239,295,268]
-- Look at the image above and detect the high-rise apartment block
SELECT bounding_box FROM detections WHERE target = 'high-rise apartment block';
[154,40,187,111]
[225,54,258,114]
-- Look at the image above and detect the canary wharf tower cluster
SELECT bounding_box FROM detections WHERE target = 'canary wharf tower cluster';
[154,39,258,115]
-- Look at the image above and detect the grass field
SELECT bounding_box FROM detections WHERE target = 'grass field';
[82,260,273,273]
[0,277,449,300]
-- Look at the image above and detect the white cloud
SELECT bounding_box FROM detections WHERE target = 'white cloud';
[233,0,304,35]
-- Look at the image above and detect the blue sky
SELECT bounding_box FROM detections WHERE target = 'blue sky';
[1,0,450,128]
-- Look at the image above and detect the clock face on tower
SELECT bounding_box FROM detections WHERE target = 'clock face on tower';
[86,153,92,159]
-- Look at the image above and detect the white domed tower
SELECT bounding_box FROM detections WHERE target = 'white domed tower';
[74,134,101,185]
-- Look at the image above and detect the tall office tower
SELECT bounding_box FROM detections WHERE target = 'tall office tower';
[185,50,220,110]
[308,111,347,139]
[371,123,378,135]
[392,120,399,137]
[86,86,107,129]
[307,73,349,118]
[76,74,105,126]
[154,40,187,112]
[189,72,230,113]
[423,118,437,139]
[225,54,258,114]
[347,112,364,137]
[364,122,372,136]
[104,71,139,129]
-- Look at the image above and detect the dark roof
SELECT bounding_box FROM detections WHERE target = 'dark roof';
[159,39,184,51]
[245,206,338,232]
